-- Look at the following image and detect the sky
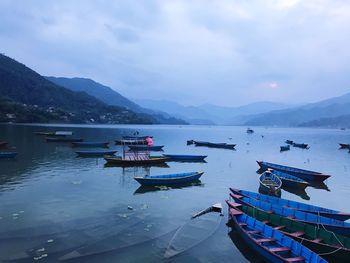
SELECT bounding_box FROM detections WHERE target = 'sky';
[1,0,350,107]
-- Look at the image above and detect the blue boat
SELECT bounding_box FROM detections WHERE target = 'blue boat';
[162,154,207,162]
[72,141,109,148]
[280,145,290,151]
[134,172,203,186]
[257,161,331,182]
[269,170,309,189]
[0,151,17,158]
[75,150,117,157]
[128,145,164,151]
[227,204,327,263]
[230,193,350,237]
[230,188,350,221]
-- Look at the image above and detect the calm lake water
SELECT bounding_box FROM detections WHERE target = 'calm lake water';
[1,124,350,262]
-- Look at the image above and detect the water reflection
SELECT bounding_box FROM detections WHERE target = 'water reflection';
[134,181,204,195]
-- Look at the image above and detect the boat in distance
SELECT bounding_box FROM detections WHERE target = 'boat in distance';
[230,188,350,221]
[115,139,147,145]
[191,140,236,149]
[46,137,83,143]
[128,145,164,151]
[227,203,327,263]
[134,171,203,186]
[269,170,309,189]
[71,141,109,148]
[292,142,309,149]
[35,131,73,136]
[257,161,331,182]
[280,145,290,151]
[227,201,347,262]
[75,150,117,157]
[230,193,350,237]
[285,140,294,145]
[0,151,17,158]
[339,143,350,149]
[246,128,254,134]
[259,171,281,196]
[104,155,169,166]
[162,154,207,162]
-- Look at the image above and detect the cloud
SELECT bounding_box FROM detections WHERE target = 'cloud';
[0,0,350,106]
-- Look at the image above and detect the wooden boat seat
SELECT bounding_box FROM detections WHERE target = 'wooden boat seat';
[238,223,247,226]
[285,256,305,262]
[286,216,295,219]
[269,247,290,252]
[290,231,304,237]
[312,238,323,243]
[274,225,285,230]
[255,238,276,243]
[247,230,260,234]
[261,220,270,224]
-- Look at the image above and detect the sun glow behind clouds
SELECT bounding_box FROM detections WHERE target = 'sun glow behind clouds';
[0,0,350,106]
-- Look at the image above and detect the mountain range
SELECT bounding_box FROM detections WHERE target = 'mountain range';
[134,99,290,125]
[0,53,165,124]
[1,52,350,127]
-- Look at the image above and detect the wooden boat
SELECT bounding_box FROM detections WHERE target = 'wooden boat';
[293,142,309,149]
[75,150,117,157]
[134,172,203,186]
[285,140,294,145]
[269,170,309,189]
[0,141,8,148]
[339,143,350,149]
[280,145,290,152]
[247,128,254,134]
[164,211,222,258]
[227,201,350,262]
[230,188,350,221]
[46,137,83,143]
[194,141,236,149]
[71,141,109,148]
[257,161,331,182]
[0,151,17,158]
[162,154,207,162]
[259,171,281,196]
[104,155,168,166]
[128,145,164,151]
[227,204,327,263]
[230,194,350,237]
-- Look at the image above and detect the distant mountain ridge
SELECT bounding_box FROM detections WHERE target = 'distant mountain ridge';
[0,53,154,124]
[245,92,350,127]
[134,99,289,125]
[47,77,187,125]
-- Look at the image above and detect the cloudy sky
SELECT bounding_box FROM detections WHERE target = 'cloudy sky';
[1,0,350,106]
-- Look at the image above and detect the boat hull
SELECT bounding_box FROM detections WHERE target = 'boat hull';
[162,154,207,161]
[194,141,236,149]
[257,161,330,182]
[0,151,17,158]
[75,150,117,157]
[46,137,83,143]
[134,172,203,186]
[104,156,168,166]
[128,145,164,151]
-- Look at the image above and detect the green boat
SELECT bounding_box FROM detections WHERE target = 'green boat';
[227,200,350,262]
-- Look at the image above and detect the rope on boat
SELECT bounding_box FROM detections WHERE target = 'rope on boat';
[314,210,345,255]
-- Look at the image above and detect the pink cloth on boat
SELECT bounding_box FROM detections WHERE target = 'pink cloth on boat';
[146,137,153,146]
